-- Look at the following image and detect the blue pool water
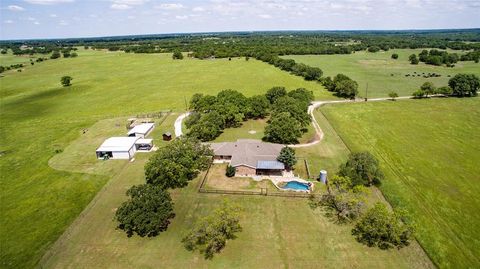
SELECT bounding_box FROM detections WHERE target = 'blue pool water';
[282,181,310,191]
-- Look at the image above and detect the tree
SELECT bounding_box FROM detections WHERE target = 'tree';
[225,165,236,177]
[145,137,212,189]
[188,111,225,141]
[277,147,297,170]
[263,112,302,144]
[367,46,380,53]
[61,76,72,87]
[310,175,368,223]
[352,203,415,250]
[388,91,399,100]
[321,76,335,91]
[71,52,78,57]
[335,79,358,99]
[409,54,419,64]
[287,88,314,106]
[420,82,436,97]
[272,96,310,128]
[338,152,384,186]
[248,95,270,118]
[435,86,453,96]
[50,51,61,59]
[265,86,287,104]
[115,184,175,237]
[172,50,184,59]
[448,73,480,97]
[182,200,242,259]
[391,53,399,59]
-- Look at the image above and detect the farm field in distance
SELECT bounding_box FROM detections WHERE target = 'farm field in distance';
[284,49,480,97]
[321,98,480,268]
[0,49,335,268]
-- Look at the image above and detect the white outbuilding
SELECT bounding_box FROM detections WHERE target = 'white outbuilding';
[127,123,154,138]
[96,137,139,159]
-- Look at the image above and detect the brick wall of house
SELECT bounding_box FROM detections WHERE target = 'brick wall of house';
[235,165,256,176]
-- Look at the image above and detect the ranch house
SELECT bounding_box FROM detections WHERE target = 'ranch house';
[209,139,286,176]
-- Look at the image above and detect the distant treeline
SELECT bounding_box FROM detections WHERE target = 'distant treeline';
[2,29,480,59]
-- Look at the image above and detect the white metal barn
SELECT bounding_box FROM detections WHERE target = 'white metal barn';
[127,123,154,138]
[96,137,139,159]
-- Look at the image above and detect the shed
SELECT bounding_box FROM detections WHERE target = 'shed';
[96,137,139,159]
[163,132,172,141]
[127,123,154,138]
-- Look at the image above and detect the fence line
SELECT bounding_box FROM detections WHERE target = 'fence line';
[197,162,317,199]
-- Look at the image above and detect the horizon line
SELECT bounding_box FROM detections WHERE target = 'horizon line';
[1,27,479,42]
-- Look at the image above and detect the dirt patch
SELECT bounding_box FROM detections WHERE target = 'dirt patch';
[205,163,272,191]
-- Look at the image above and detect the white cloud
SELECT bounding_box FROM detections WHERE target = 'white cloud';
[156,3,184,10]
[192,6,205,12]
[59,20,68,25]
[8,5,25,11]
[259,14,272,19]
[111,4,131,10]
[127,15,136,19]
[27,17,36,21]
[110,0,148,10]
[23,0,74,4]
[175,15,188,19]
[4,20,14,24]
[50,14,57,17]
[34,21,40,25]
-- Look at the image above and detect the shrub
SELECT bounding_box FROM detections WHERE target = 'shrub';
[225,165,235,177]
[391,53,399,59]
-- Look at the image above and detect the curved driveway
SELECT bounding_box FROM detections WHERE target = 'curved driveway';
[174,96,413,146]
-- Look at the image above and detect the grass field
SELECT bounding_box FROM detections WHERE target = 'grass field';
[39,151,433,269]
[284,49,480,97]
[321,98,480,268]
[0,49,336,268]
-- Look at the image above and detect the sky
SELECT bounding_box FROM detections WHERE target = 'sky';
[1,0,479,40]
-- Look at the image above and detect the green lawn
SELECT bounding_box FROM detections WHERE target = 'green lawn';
[321,98,480,268]
[0,49,336,268]
[284,49,480,98]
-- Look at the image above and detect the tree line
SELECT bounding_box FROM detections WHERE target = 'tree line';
[408,49,479,67]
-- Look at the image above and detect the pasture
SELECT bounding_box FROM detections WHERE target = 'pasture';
[284,49,480,97]
[39,149,433,269]
[321,98,480,268]
[0,49,334,268]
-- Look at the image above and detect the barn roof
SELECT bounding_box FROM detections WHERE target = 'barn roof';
[96,137,139,152]
[127,123,154,136]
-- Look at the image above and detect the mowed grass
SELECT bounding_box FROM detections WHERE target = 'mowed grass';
[284,49,480,98]
[321,98,480,268]
[0,49,335,268]
[39,154,433,269]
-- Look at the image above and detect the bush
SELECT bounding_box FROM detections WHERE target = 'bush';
[172,50,184,60]
[412,89,425,98]
[225,165,235,177]
[391,53,399,59]
[352,203,415,250]
[61,76,72,87]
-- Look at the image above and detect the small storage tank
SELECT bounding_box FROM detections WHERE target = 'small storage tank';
[319,170,327,184]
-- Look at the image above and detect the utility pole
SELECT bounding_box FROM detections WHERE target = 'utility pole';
[365,82,369,102]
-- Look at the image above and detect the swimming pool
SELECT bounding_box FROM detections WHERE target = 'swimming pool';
[281,181,310,191]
